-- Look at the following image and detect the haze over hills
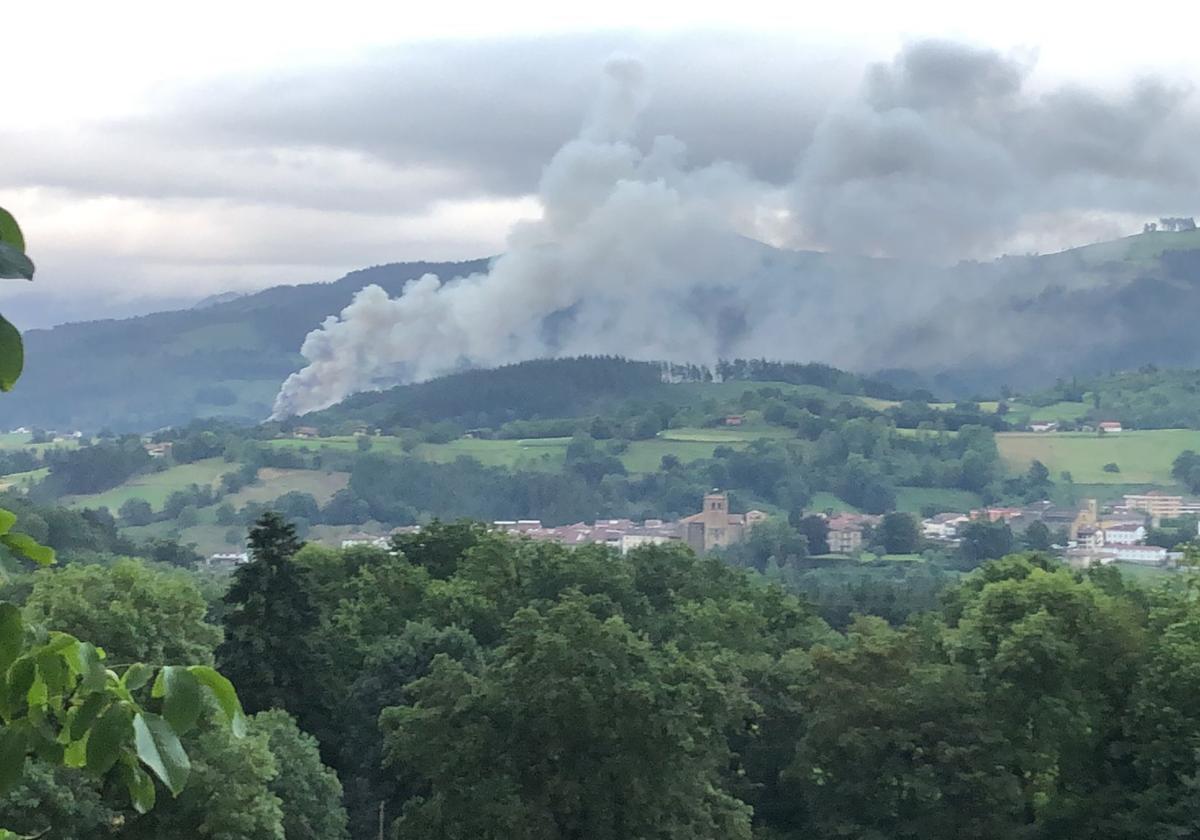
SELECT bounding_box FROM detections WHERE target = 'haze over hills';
[3,229,1200,432]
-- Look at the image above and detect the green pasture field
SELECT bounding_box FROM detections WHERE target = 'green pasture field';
[996,430,1200,484]
[63,458,230,511]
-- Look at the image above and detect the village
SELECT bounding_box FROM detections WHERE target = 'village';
[309,488,1200,573]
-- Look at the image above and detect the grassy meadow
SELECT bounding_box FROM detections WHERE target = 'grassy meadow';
[996,430,1200,484]
[62,458,231,511]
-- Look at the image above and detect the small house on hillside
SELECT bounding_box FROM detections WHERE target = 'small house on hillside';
[1029,421,1058,433]
[293,426,320,439]
[724,415,744,427]
[1099,421,1123,434]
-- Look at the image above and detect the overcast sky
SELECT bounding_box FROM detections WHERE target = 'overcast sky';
[4,0,1200,328]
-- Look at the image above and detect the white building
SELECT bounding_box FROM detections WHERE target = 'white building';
[1111,544,1168,565]
[207,552,249,566]
[922,513,968,541]
[1103,523,1147,546]
[341,534,390,550]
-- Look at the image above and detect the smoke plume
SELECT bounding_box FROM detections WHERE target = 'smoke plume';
[272,57,784,417]
[273,42,1200,417]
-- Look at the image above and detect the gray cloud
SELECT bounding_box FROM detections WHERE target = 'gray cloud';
[794,39,1200,259]
[272,40,1200,415]
[144,33,854,196]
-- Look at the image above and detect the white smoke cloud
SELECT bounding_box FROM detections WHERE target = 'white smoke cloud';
[272,42,1200,417]
[271,58,785,417]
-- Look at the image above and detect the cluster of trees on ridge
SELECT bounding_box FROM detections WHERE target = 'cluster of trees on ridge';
[8,512,1200,838]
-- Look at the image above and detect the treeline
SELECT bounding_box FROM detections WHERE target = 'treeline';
[1025,367,1200,429]
[13,515,1200,838]
[306,356,667,432]
[301,356,940,437]
[714,358,934,401]
[0,493,204,570]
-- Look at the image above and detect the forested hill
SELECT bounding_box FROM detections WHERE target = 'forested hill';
[1,258,490,432]
[1024,367,1200,429]
[9,228,1200,432]
[302,357,926,433]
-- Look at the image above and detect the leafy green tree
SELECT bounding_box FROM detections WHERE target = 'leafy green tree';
[946,555,1146,832]
[23,558,220,665]
[273,491,321,523]
[122,717,283,840]
[381,594,752,840]
[390,519,486,580]
[1023,520,1054,551]
[791,513,830,555]
[0,209,246,832]
[956,519,1014,568]
[253,709,349,840]
[119,497,155,527]
[217,513,325,732]
[879,512,920,554]
[0,759,118,839]
[339,624,482,839]
[785,617,1022,838]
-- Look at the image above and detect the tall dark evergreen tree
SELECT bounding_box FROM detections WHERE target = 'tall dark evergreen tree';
[217,513,324,731]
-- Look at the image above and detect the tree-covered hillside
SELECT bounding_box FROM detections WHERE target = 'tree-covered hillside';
[1,258,489,431]
[9,230,1200,433]
[1022,367,1200,429]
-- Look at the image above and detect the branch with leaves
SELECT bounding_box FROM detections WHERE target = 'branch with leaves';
[0,206,246,835]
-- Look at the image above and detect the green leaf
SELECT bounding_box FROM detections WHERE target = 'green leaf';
[64,732,88,768]
[0,724,29,794]
[0,316,22,392]
[122,760,157,814]
[0,242,33,281]
[4,657,34,716]
[35,649,68,696]
[0,532,54,566]
[123,663,153,692]
[188,665,246,737]
[0,208,25,253]
[156,666,202,734]
[0,509,16,536]
[0,603,20,674]
[133,712,190,795]
[70,693,108,740]
[86,703,133,777]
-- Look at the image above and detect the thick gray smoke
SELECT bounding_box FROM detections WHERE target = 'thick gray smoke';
[796,40,1200,259]
[273,42,1200,417]
[272,57,783,417]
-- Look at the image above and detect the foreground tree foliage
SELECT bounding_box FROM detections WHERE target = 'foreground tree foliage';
[0,207,252,838]
[204,517,1200,840]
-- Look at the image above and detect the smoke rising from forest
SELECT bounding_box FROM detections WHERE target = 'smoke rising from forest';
[272,42,1200,417]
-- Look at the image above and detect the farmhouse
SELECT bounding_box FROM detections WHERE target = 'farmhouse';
[922,512,968,541]
[723,415,745,426]
[1098,421,1123,434]
[293,426,320,439]
[825,513,883,555]
[143,441,172,458]
[1029,421,1059,433]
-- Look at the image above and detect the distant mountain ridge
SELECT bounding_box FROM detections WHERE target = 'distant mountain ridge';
[6,230,1200,432]
[2,258,490,432]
